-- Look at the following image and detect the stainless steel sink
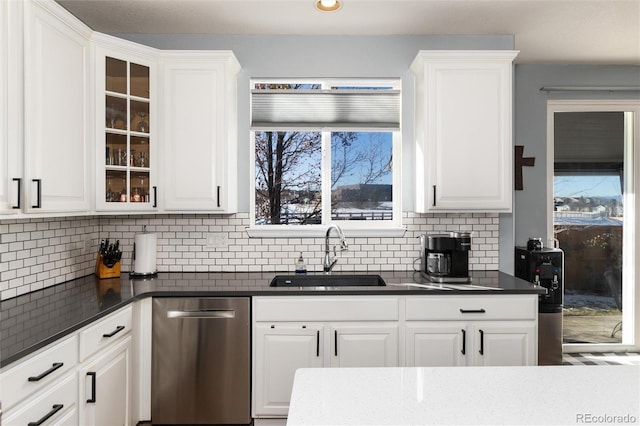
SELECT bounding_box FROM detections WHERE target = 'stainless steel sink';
[270,274,386,287]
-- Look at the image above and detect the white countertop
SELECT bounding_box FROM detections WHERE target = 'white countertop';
[287,366,640,425]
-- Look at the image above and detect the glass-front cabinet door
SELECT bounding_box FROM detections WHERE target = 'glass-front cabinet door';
[95,42,157,211]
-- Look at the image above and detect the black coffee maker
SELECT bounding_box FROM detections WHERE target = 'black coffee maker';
[421,232,471,283]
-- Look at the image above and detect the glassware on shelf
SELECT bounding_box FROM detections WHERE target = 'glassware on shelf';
[137,111,149,133]
[137,152,147,168]
[118,149,127,167]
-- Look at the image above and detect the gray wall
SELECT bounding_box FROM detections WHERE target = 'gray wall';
[501,64,640,272]
[114,34,513,213]
[112,35,640,273]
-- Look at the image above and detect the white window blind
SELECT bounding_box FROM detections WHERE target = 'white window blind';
[251,89,401,131]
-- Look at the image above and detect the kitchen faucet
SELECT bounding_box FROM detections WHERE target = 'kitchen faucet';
[323,224,348,273]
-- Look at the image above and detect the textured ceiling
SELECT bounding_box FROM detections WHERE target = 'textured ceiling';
[55,0,640,64]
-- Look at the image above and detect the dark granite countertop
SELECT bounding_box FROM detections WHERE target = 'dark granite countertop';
[0,270,543,368]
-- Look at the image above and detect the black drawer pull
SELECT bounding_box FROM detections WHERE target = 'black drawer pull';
[87,371,97,403]
[32,178,41,208]
[28,362,63,382]
[103,325,125,338]
[459,308,486,314]
[461,329,466,355]
[12,178,21,209]
[28,404,64,426]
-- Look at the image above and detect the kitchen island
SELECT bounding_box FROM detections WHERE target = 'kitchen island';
[287,365,640,425]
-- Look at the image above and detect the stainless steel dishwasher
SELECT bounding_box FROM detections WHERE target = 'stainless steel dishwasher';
[152,297,251,425]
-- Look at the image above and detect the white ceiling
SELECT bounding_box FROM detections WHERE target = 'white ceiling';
[55,0,640,65]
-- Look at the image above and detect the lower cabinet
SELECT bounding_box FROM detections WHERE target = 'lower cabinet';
[253,323,324,417]
[404,295,538,367]
[406,321,536,367]
[79,336,132,426]
[0,306,134,426]
[252,296,400,419]
[328,323,398,368]
[2,373,78,425]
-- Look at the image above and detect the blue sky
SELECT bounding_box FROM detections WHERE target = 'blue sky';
[554,175,622,198]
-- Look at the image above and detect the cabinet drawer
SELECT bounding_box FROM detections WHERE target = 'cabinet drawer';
[0,335,78,412]
[79,305,132,361]
[253,297,399,322]
[405,295,537,321]
[3,372,77,426]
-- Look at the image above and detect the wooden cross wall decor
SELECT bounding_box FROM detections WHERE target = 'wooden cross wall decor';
[514,145,535,190]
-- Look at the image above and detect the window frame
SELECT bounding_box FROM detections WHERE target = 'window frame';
[248,78,404,238]
[547,99,640,353]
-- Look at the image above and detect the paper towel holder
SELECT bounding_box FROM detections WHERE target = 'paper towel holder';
[129,226,158,278]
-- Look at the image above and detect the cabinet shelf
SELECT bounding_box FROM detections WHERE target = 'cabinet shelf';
[98,52,155,211]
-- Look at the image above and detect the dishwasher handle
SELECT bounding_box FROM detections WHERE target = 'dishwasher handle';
[167,309,236,319]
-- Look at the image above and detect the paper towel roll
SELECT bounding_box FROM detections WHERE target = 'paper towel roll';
[133,233,157,275]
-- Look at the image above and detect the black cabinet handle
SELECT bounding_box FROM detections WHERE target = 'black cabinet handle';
[152,186,157,208]
[459,308,486,314]
[28,404,64,426]
[28,362,63,382]
[217,186,221,208]
[334,330,338,356]
[86,371,97,403]
[316,330,320,357]
[12,178,21,209]
[432,185,436,207]
[32,179,41,208]
[461,329,466,355]
[479,329,484,355]
[103,325,125,338]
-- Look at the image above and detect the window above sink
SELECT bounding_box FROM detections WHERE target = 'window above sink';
[248,78,403,238]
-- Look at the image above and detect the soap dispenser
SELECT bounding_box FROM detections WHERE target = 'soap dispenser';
[295,252,307,274]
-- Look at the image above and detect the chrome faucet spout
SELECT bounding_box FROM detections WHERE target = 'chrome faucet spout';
[323,224,348,273]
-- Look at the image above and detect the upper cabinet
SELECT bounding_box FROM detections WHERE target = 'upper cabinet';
[93,34,159,212]
[411,50,518,213]
[160,52,240,212]
[22,0,92,214]
[0,0,19,215]
[1,0,241,218]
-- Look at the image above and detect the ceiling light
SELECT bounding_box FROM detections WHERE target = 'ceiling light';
[314,0,341,12]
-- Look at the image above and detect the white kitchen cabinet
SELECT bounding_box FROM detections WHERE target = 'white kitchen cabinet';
[470,322,536,366]
[328,323,398,368]
[252,296,400,419]
[2,373,78,426]
[93,33,159,212]
[22,0,92,214]
[411,50,518,212]
[0,335,77,412]
[160,51,240,212]
[0,304,135,426]
[406,321,536,367]
[404,295,538,367]
[0,0,21,215]
[253,323,324,417]
[79,336,132,426]
[405,322,468,367]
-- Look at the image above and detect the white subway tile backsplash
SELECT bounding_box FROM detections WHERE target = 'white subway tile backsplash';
[0,212,499,300]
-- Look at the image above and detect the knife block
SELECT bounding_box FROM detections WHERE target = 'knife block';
[95,253,121,279]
